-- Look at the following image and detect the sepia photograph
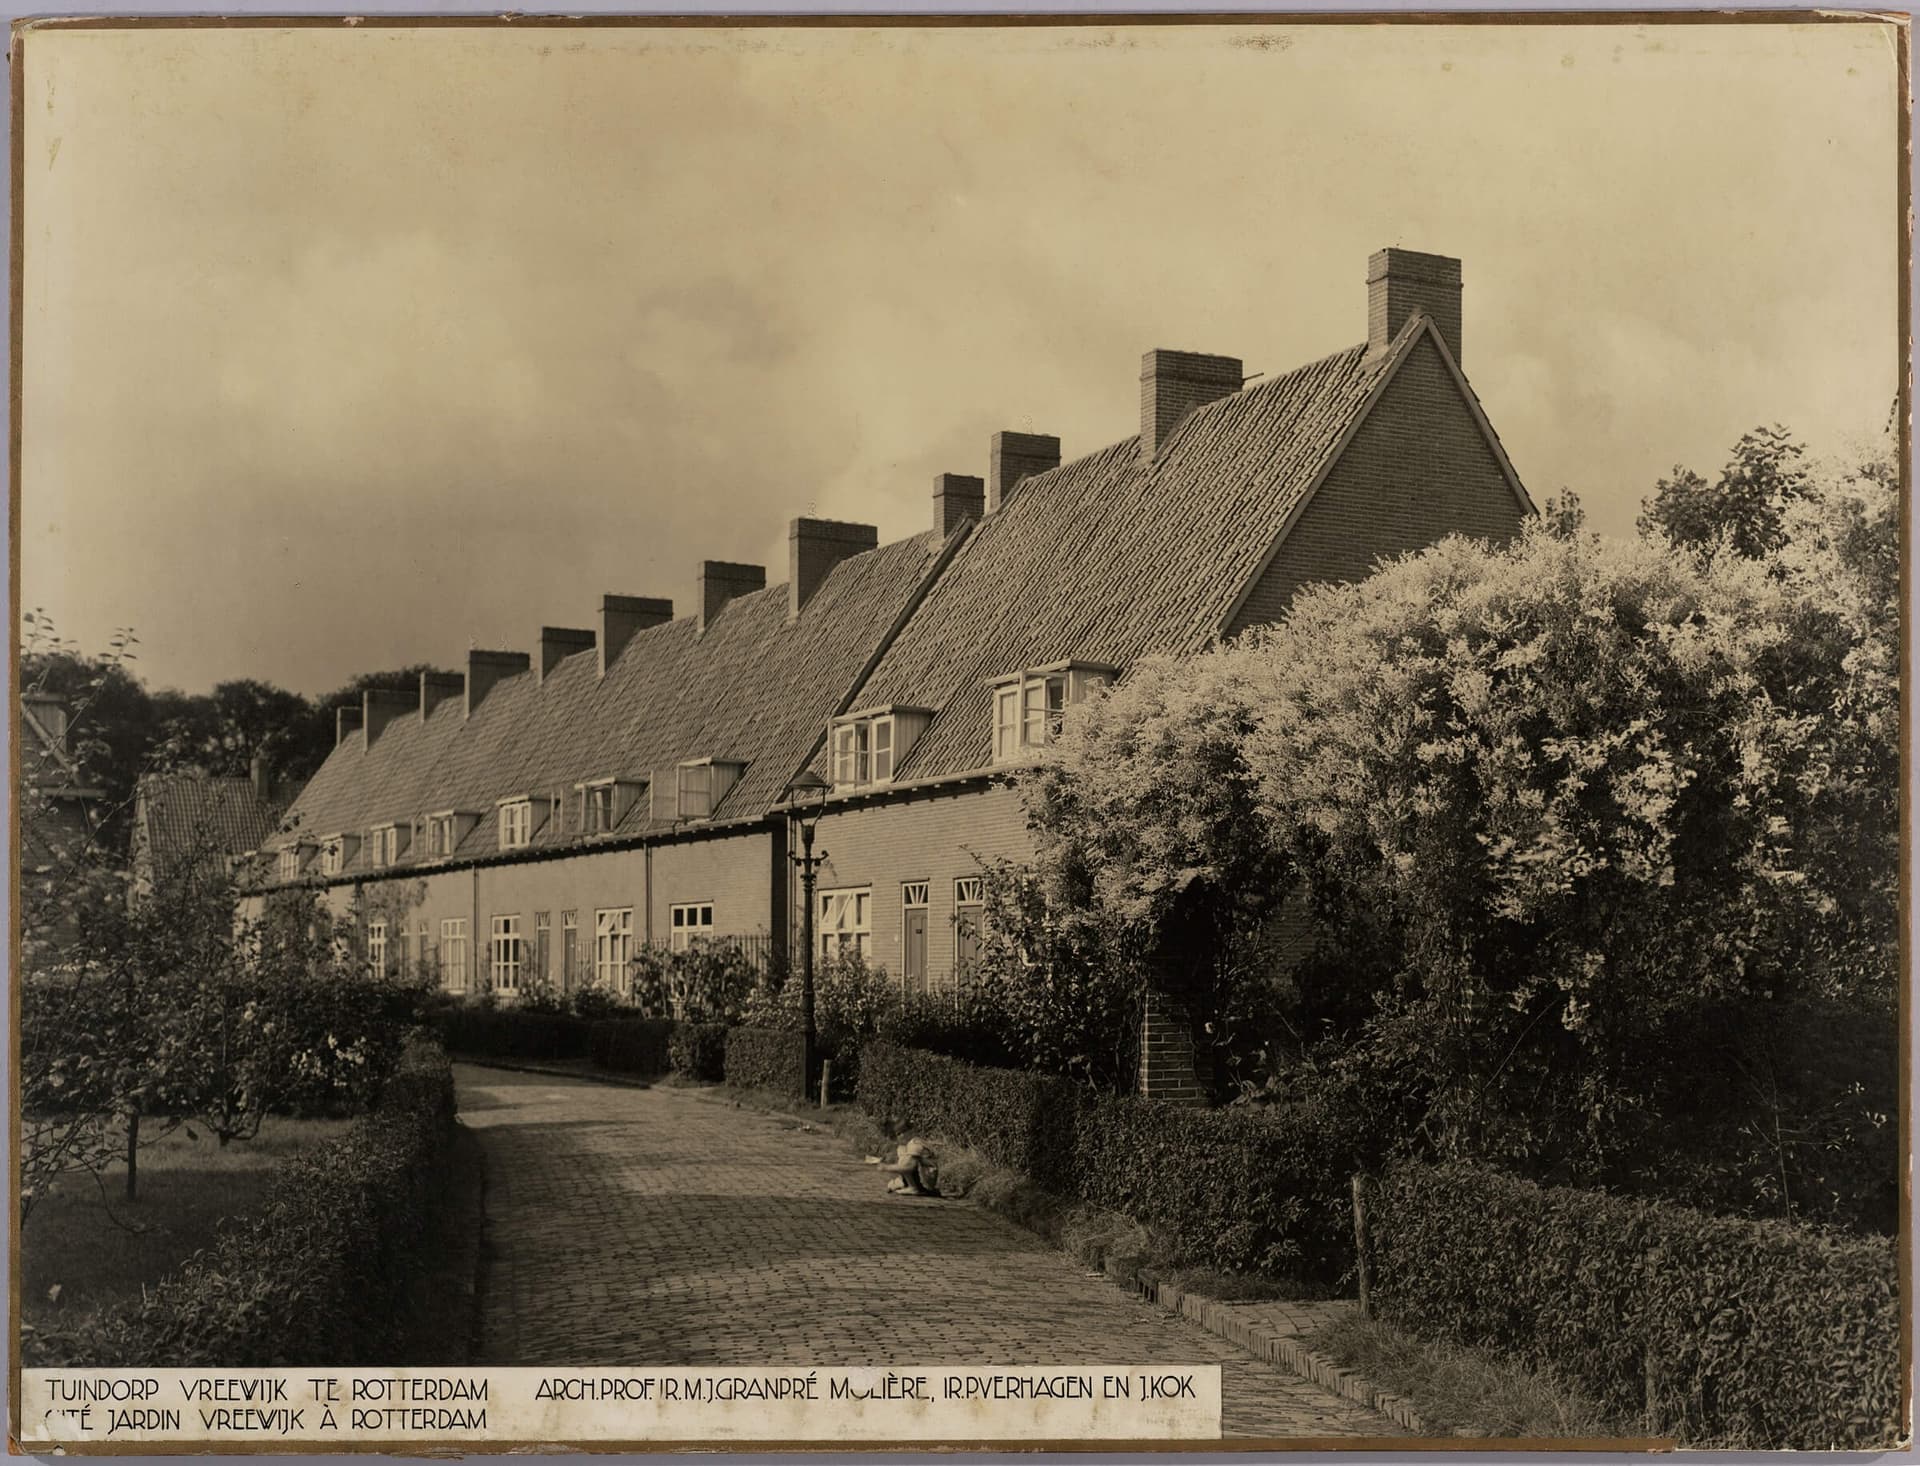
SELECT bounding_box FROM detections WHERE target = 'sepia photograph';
[10,11,1909,1452]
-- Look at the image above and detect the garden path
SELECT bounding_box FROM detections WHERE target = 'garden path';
[456,1064,1400,1441]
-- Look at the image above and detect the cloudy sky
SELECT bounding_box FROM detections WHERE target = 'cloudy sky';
[20,18,1902,696]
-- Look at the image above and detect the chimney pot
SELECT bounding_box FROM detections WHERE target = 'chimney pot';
[789,518,879,619]
[465,649,531,717]
[361,687,420,750]
[932,473,986,538]
[599,595,673,675]
[698,561,767,635]
[1368,247,1463,364]
[420,671,464,722]
[538,626,596,684]
[335,705,364,749]
[1140,349,1243,460]
[988,431,1061,512]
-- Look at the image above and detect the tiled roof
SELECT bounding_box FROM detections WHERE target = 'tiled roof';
[270,527,954,875]
[138,770,283,869]
[840,334,1403,781]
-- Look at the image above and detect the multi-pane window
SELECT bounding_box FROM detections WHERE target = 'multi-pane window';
[500,800,533,850]
[678,763,713,820]
[428,814,458,857]
[584,783,616,834]
[595,907,634,990]
[830,711,925,788]
[277,850,300,881]
[1022,674,1066,748]
[366,824,405,869]
[819,887,872,962]
[367,919,387,976]
[490,914,522,991]
[320,837,345,876]
[991,666,1115,763]
[561,910,579,988]
[441,918,469,992]
[669,902,714,952]
[534,911,551,985]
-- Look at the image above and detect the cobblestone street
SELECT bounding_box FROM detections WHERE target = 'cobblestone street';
[457,1065,1400,1440]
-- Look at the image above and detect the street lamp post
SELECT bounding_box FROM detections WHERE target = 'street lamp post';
[782,770,831,1099]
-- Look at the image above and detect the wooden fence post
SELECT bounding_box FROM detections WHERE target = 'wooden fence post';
[1351,1173,1373,1317]
[820,1060,832,1109]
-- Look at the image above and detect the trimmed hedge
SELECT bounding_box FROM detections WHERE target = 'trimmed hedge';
[669,1022,729,1081]
[1369,1160,1902,1449]
[434,1006,592,1061]
[858,1041,1356,1277]
[589,1017,676,1076]
[25,1034,458,1367]
[725,1026,808,1096]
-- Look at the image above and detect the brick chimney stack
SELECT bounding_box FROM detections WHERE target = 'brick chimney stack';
[698,561,766,636]
[789,518,879,620]
[932,473,985,538]
[538,626,595,685]
[988,431,1061,513]
[335,705,364,749]
[1368,247,1463,364]
[1140,349,1243,460]
[599,595,673,676]
[362,687,419,749]
[250,749,275,805]
[466,650,531,717]
[420,671,464,722]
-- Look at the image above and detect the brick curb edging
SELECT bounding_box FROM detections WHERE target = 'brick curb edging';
[450,1056,658,1089]
[1105,1264,1428,1435]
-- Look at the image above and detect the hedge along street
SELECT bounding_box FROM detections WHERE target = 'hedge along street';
[455,1066,1402,1440]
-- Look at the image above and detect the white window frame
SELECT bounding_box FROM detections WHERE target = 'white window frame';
[491,914,522,991]
[500,799,533,850]
[678,762,714,821]
[669,901,714,953]
[277,849,300,881]
[319,835,346,876]
[441,917,469,993]
[583,781,617,834]
[819,886,873,963]
[990,665,1115,764]
[830,712,908,788]
[368,824,403,869]
[595,907,634,990]
[367,918,387,976]
[427,813,458,857]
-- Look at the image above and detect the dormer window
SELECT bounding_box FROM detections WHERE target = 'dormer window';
[578,777,645,835]
[498,797,544,851]
[424,809,480,858]
[368,823,408,869]
[676,759,746,821]
[830,707,932,790]
[276,848,302,882]
[318,833,359,877]
[990,663,1117,764]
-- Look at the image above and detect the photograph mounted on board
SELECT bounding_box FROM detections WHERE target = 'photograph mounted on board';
[11,12,1909,1453]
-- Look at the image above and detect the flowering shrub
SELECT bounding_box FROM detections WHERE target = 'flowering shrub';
[629,943,762,1024]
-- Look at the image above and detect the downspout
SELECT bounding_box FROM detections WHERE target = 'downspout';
[471,864,480,992]
[644,843,654,946]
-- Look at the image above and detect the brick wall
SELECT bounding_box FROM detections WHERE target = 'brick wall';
[1228,333,1528,637]
[1138,986,1205,1104]
[805,780,1033,990]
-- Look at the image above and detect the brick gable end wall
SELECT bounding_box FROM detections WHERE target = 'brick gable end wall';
[1227,334,1527,639]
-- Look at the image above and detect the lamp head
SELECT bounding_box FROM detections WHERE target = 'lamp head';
[782,769,831,808]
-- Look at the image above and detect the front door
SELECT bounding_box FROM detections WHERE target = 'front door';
[902,882,929,995]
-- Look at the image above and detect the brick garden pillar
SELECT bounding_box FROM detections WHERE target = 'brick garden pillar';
[1137,984,1206,1104]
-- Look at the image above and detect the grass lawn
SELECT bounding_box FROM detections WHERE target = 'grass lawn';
[21,1116,354,1334]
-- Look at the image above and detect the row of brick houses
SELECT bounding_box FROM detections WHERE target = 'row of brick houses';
[245,247,1534,1084]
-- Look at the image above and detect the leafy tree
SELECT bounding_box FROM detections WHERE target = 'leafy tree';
[1639,424,1810,558]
